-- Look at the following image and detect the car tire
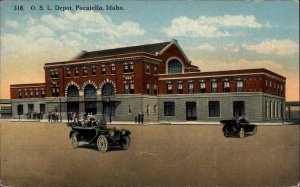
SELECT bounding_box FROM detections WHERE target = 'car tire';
[121,136,131,150]
[97,135,108,152]
[71,133,79,149]
[239,128,245,138]
[252,126,257,135]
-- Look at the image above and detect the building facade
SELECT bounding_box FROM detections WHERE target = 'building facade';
[10,40,286,122]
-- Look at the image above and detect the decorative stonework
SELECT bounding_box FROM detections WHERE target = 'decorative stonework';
[82,80,97,90]
[99,78,117,95]
[65,81,80,96]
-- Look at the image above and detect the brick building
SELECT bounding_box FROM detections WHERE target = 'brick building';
[10,40,286,122]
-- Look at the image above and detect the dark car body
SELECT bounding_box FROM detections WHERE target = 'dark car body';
[69,118,131,152]
[220,117,257,138]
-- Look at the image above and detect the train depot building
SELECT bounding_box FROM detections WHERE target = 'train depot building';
[10,40,286,123]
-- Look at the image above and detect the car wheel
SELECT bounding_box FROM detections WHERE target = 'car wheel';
[252,126,257,135]
[97,135,108,152]
[71,133,79,149]
[121,136,131,150]
[239,128,245,138]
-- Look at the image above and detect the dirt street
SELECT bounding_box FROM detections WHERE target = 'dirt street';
[0,120,299,186]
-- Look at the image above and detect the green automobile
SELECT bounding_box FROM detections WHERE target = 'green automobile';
[69,116,131,152]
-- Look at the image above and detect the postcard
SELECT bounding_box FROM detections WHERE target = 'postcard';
[0,0,299,186]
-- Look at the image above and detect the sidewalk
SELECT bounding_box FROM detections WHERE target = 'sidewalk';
[8,119,295,125]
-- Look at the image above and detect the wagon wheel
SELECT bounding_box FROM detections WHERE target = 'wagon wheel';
[252,126,257,135]
[239,128,245,138]
[121,136,131,150]
[71,133,79,149]
[97,135,108,152]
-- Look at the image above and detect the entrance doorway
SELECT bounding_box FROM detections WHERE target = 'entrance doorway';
[233,101,245,117]
[103,102,115,122]
[85,101,97,114]
[67,102,79,115]
[186,102,197,120]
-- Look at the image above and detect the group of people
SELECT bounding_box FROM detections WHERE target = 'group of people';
[47,112,60,122]
[25,112,44,120]
[135,112,144,124]
[67,112,78,122]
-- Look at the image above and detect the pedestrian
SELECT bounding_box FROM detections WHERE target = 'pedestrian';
[138,113,141,124]
[141,112,144,124]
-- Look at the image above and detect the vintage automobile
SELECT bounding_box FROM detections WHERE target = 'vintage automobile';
[69,115,131,152]
[220,117,257,138]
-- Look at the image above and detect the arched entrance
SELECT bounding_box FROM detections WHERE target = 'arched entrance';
[84,84,97,114]
[67,85,79,115]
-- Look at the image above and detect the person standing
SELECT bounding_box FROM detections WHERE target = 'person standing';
[141,112,144,124]
[138,113,141,124]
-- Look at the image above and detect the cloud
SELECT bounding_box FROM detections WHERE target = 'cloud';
[6,20,19,29]
[41,11,145,37]
[27,25,54,37]
[188,43,216,51]
[163,15,266,38]
[244,39,299,56]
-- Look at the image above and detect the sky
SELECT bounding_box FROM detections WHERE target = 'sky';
[0,0,299,101]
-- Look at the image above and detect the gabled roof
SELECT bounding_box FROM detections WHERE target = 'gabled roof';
[75,41,172,60]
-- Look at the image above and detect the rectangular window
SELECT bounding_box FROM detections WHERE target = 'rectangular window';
[237,81,243,92]
[167,82,172,94]
[28,104,34,113]
[50,69,59,79]
[129,64,134,73]
[269,81,272,93]
[17,105,23,115]
[91,66,96,76]
[153,84,157,95]
[209,101,220,117]
[154,67,158,75]
[211,82,217,93]
[24,90,27,97]
[83,67,87,76]
[200,82,206,93]
[35,90,39,96]
[30,90,33,97]
[147,104,150,115]
[146,64,150,74]
[233,101,245,117]
[40,104,45,113]
[123,64,128,73]
[111,65,116,74]
[146,83,150,94]
[75,67,79,77]
[177,82,183,94]
[164,102,175,116]
[128,105,132,114]
[66,68,71,77]
[52,87,59,97]
[129,83,134,94]
[223,81,230,92]
[41,89,45,97]
[124,84,129,94]
[188,82,194,94]
[18,90,22,98]
[101,66,106,75]
[273,82,276,95]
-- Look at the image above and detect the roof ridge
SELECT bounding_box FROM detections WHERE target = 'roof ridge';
[85,41,171,54]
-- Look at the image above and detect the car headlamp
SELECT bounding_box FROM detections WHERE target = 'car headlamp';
[121,129,126,135]
[109,130,115,136]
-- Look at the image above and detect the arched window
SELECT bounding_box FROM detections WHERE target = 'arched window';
[102,83,115,96]
[84,84,96,98]
[67,85,79,97]
[168,59,182,74]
